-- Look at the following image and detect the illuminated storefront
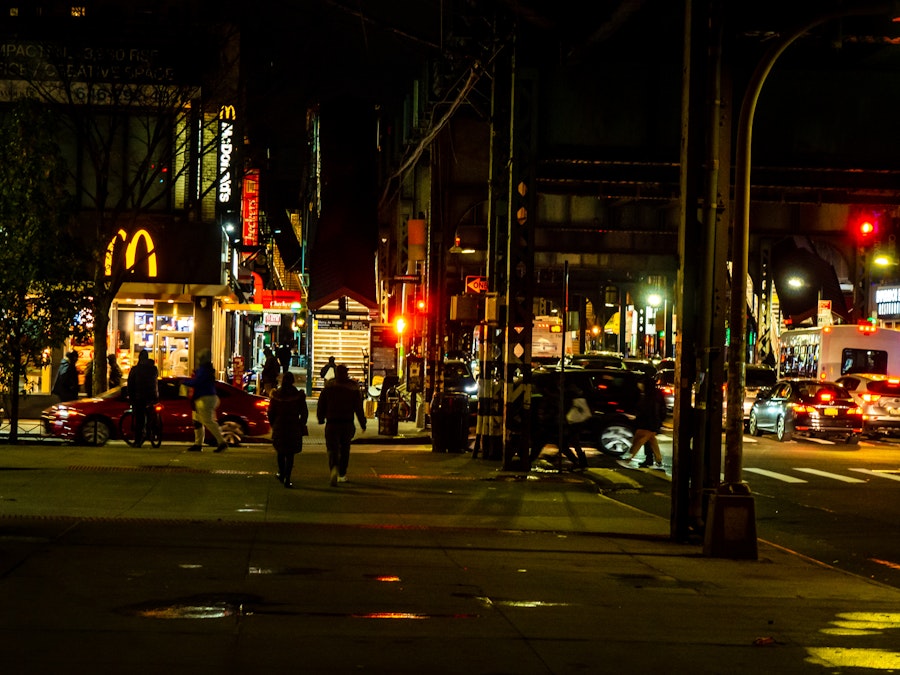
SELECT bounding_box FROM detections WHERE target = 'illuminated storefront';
[102,220,234,381]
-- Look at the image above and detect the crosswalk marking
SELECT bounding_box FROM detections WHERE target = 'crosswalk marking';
[849,468,900,482]
[743,466,900,485]
[743,467,808,483]
[795,468,866,483]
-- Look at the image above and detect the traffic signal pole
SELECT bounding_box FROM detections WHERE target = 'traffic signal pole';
[708,1,897,559]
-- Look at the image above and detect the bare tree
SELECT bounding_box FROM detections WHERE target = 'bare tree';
[0,99,93,441]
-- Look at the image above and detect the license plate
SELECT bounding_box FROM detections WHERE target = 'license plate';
[824,407,838,416]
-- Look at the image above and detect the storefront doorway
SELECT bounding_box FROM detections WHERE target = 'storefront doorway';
[155,332,192,378]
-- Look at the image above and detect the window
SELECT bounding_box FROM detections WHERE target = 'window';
[71,6,86,17]
[840,348,888,376]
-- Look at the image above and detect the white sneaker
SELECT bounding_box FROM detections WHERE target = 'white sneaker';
[651,462,666,471]
[616,457,636,469]
[337,475,348,483]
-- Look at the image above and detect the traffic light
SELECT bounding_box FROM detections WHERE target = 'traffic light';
[852,210,881,247]
[394,315,407,336]
[415,298,427,314]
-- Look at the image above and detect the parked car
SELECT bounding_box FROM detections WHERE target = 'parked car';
[748,379,862,444]
[41,377,271,446]
[835,373,900,438]
[654,368,676,414]
[531,367,643,456]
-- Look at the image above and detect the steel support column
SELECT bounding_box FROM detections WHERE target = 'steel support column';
[500,53,537,471]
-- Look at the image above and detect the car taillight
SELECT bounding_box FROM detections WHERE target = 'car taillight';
[255,399,270,409]
[862,393,881,403]
[849,406,862,415]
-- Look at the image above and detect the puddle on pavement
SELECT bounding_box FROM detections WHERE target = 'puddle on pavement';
[118,593,259,619]
[118,593,479,620]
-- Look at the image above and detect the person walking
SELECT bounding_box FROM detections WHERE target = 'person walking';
[528,376,587,470]
[261,346,280,397]
[320,355,337,384]
[316,364,366,486]
[107,354,122,389]
[276,343,292,374]
[562,381,589,470]
[267,371,308,488]
[617,375,665,470]
[52,350,80,402]
[183,349,228,453]
[126,349,159,447]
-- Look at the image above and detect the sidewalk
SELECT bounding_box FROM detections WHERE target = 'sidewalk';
[2,416,900,673]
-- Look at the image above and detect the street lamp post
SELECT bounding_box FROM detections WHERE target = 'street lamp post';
[710,2,898,560]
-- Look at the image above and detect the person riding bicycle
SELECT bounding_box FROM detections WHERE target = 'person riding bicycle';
[127,349,159,447]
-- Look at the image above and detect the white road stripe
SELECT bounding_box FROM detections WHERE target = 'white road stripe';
[795,468,866,483]
[744,467,808,483]
[849,468,900,482]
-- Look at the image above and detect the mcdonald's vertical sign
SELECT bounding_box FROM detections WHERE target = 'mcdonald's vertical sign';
[217,105,238,220]
[242,169,260,248]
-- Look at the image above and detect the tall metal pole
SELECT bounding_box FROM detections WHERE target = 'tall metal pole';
[708,1,897,558]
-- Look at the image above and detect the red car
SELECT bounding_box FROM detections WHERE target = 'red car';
[41,377,271,446]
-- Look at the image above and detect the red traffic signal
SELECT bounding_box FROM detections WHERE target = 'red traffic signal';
[415,298,427,314]
[859,219,876,238]
[852,210,880,245]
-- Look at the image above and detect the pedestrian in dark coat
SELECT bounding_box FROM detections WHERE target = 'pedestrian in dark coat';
[261,346,280,396]
[617,375,665,470]
[317,364,366,486]
[52,350,80,402]
[276,343,292,374]
[127,350,159,447]
[267,371,308,488]
[107,354,122,389]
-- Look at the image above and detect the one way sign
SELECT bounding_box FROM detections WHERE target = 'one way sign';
[465,275,488,294]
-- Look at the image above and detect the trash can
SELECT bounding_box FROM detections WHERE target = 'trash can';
[378,406,398,436]
[431,392,470,453]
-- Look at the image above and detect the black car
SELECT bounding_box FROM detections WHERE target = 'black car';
[748,379,863,444]
[654,368,676,414]
[531,367,643,456]
[566,353,626,370]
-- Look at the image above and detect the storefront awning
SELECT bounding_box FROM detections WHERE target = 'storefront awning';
[119,282,234,300]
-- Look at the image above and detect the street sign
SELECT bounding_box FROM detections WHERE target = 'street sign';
[465,275,488,294]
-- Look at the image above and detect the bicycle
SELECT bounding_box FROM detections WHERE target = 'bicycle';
[119,402,163,448]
